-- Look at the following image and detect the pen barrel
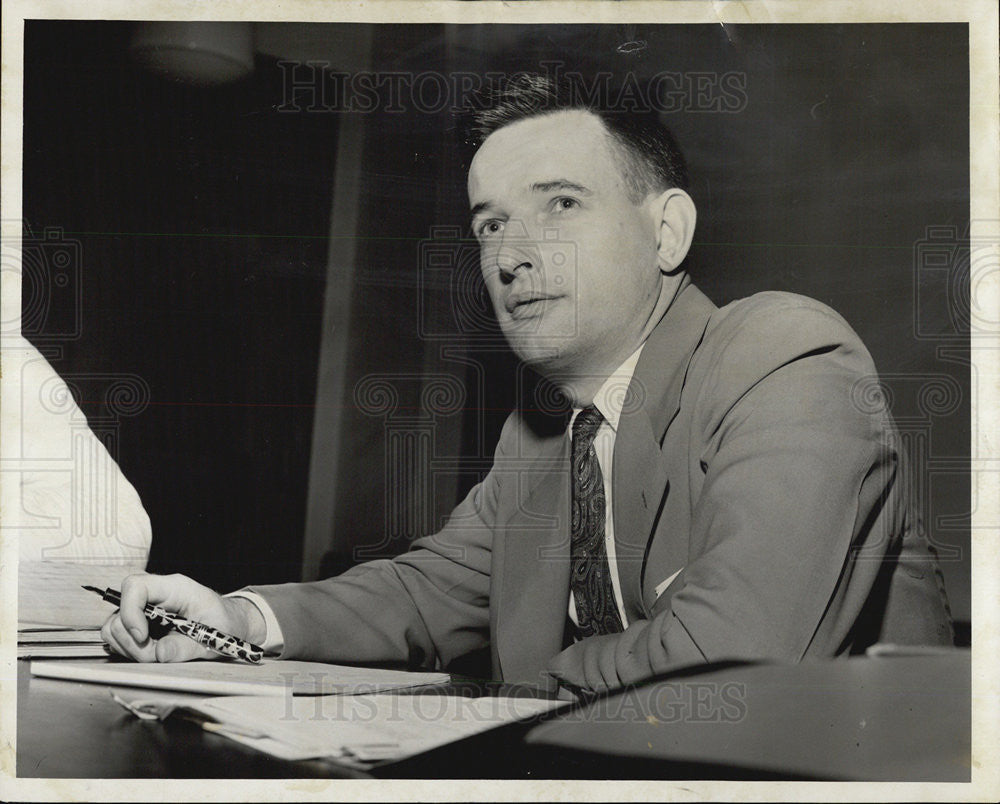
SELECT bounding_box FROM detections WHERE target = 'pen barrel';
[144,604,175,628]
[102,589,123,606]
[172,618,264,664]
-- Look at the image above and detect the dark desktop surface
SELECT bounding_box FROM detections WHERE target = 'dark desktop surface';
[16,651,970,781]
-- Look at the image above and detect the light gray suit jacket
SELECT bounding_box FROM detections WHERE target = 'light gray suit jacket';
[251,277,953,688]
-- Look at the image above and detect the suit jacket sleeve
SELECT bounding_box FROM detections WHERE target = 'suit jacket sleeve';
[244,420,511,669]
[577,295,902,685]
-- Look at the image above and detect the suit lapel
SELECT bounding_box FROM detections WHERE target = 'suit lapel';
[495,431,571,686]
[613,278,716,618]
[612,410,669,621]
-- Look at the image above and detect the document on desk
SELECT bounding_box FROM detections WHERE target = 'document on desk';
[29,658,450,696]
[117,691,570,767]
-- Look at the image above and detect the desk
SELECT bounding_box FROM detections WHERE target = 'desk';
[16,660,358,779]
[15,660,559,779]
[16,652,970,780]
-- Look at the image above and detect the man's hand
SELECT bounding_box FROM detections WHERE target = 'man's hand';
[546,633,625,694]
[100,573,266,662]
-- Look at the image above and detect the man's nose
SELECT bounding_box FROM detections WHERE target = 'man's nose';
[496,251,533,284]
[494,220,539,284]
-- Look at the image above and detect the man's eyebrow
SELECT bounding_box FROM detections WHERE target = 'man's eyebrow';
[530,179,593,195]
[469,200,494,220]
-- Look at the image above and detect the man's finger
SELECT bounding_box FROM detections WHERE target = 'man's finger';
[118,574,152,643]
[99,615,116,650]
[101,618,127,658]
[597,638,620,691]
[546,648,586,689]
[118,573,203,641]
[546,651,567,680]
[108,614,157,662]
[580,641,612,693]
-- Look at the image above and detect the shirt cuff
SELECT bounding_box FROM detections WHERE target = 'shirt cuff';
[224,590,285,654]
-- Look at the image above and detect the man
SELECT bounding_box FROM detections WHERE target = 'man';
[102,74,953,694]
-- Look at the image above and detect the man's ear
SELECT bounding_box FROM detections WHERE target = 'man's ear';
[649,188,697,274]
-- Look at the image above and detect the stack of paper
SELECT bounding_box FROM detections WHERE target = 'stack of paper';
[18,626,109,659]
[116,691,570,768]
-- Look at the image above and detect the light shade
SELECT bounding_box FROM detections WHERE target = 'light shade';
[129,22,254,86]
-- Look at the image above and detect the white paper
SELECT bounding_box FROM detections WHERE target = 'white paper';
[29,658,450,696]
[126,692,570,765]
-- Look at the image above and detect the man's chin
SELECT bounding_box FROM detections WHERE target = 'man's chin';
[508,338,580,376]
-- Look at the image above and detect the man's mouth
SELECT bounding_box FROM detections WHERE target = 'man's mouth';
[506,293,561,318]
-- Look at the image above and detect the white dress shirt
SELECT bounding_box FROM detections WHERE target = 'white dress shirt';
[227,587,285,652]
[231,344,646,653]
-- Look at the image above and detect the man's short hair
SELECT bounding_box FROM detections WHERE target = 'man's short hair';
[461,72,689,201]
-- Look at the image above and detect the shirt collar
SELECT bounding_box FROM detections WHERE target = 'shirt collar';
[570,342,646,434]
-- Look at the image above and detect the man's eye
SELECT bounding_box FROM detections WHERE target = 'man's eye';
[477,220,504,238]
[552,197,579,212]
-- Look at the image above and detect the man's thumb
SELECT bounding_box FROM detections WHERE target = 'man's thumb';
[155,632,215,662]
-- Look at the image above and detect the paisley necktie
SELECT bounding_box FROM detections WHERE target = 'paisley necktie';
[569,405,624,637]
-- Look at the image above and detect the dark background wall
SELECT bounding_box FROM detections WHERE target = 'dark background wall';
[22,22,336,588]
[22,22,970,622]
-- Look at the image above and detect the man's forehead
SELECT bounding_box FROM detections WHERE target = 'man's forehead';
[467,110,616,204]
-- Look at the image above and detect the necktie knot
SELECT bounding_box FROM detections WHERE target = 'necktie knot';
[572,405,604,449]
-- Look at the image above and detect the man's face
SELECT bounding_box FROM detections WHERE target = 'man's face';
[468,109,662,377]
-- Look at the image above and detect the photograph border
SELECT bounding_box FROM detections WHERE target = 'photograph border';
[2,1,997,801]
